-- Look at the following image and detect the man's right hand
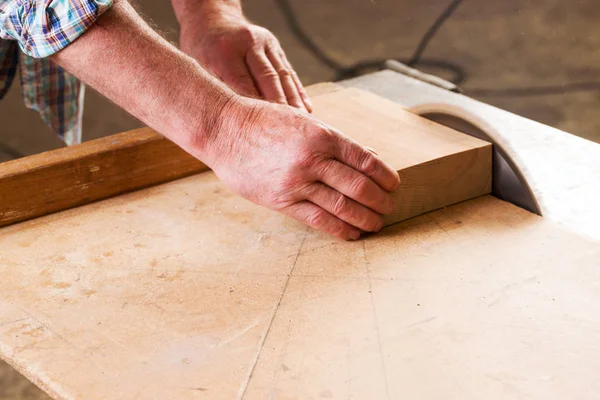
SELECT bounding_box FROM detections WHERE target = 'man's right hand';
[198,95,401,240]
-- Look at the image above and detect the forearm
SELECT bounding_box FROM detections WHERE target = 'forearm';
[172,0,244,30]
[51,0,236,161]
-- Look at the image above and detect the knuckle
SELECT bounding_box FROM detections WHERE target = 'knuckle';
[270,35,281,47]
[277,68,291,77]
[265,193,287,210]
[295,150,320,170]
[299,130,330,152]
[308,125,336,148]
[239,26,256,45]
[293,125,338,166]
[332,194,349,216]
[265,39,280,53]
[349,176,370,198]
[307,209,328,228]
[314,158,337,179]
[359,151,379,176]
[261,68,279,80]
[282,175,309,196]
[267,180,306,209]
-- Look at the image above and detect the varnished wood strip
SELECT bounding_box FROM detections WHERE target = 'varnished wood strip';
[0,128,207,227]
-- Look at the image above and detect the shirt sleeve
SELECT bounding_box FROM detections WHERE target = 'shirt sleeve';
[0,0,113,58]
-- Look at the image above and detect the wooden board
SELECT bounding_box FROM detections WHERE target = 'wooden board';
[310,89,491,225]
[0,171,599,400]
[0,128,207,227]
[0,86,491,229]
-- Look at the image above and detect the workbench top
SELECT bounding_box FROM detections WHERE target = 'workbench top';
[1,72,599,399]
[1,171,599,399]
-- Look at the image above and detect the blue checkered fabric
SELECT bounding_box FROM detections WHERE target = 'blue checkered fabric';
[0,0,113,144]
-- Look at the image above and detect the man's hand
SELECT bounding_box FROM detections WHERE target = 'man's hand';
[197,96,400,240]
[53,1,399,239]
[174,0,312,112]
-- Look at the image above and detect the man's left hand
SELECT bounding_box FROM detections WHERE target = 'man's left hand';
[179,15,312,112]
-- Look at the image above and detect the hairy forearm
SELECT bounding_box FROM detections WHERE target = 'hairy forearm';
[51,1,236,160]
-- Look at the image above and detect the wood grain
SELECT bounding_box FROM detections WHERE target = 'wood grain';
[310,88,492,225]
[0,128,207,228]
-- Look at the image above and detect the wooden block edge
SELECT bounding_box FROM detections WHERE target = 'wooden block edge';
[383,144,493,226]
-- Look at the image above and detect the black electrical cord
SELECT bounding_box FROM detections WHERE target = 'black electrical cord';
[275,0,468,83]
[276,0,600,97]
[407,0,464,67]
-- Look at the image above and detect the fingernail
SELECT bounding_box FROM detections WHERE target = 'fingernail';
[349,230,361,240]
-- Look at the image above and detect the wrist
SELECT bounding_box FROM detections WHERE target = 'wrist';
[186,90,251,168]
[176,0,246,35]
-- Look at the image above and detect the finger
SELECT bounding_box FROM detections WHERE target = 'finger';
[283,201,361,240]
[265,47,305,111]
[280,50,313,112]
[305,182,384,232]
[332,135,401,192]
[246,50,287,105]
[221,61,260,98]
[317,159,395,215]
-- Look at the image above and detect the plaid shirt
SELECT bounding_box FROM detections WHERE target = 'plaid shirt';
[0,0,113,145]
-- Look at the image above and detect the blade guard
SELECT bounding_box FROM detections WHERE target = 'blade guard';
[410,104,541,215]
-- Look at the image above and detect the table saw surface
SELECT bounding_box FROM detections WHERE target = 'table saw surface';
[1,72,599,399]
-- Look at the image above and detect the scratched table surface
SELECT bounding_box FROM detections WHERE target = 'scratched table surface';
[1,171,600,399]
[1,75,600,399]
